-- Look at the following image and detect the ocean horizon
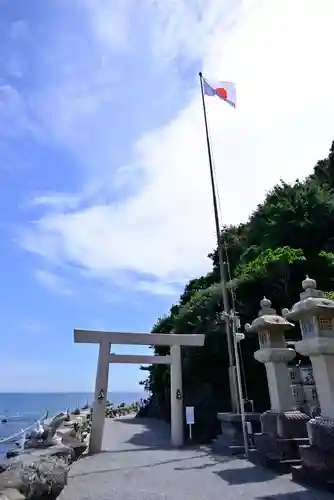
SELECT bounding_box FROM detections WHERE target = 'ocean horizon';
[0,391,147,457]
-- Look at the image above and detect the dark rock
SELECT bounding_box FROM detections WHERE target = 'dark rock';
[64,439,87,461]
[43,415,67,438]
[0,462,25,492]
[22,439,51,450]
[62,421,76,428]
[0,462,10,473]
[23,414,67,451]
[1,419,8,424]
[5,450,19,460]
[56,428,77,442]
[40,444,74,463]
[8,444,73,466]
[0,488,25,500]
[0,456,69,499]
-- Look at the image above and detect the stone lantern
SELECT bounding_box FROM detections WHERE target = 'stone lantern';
[246,297,309,466]
[282,276,334,486]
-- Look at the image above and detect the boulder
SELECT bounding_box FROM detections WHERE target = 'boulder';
[0,488,25,500]
[42,415,67,440]
[7,444,74,465]
[0,462,23,492]
[63,419,82,428]
[56,428,76,442]
[0,463,9,474]
[5,451,19,461]
[23,414,67,450]
[21,438,49,450]
[0,456,68,499]
[38,444,74,464]
[60,438,87,461]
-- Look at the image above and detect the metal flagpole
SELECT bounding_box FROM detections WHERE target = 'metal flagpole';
[226,310,249,456]
[198,71,239,413]
[232,313,249,456]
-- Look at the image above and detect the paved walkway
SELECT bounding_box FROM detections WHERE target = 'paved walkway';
[59,417,332,500]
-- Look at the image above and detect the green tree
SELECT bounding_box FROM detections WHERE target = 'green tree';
[141,141,334,443]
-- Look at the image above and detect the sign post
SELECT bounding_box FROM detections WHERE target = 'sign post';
[185,406,195,440]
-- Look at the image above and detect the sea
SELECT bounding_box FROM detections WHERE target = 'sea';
[0,392,146,458]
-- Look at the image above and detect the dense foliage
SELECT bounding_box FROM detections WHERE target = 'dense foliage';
[140,142,334,442]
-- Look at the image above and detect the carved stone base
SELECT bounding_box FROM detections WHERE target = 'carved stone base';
[292,464,334,494]
[292,422,334,493]
[248,449,300,474]
[254,432,308,462]
[261,410,309,438]
[307,416,334,451]
[299,444,334,473]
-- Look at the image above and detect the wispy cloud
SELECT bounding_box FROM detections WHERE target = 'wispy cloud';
[34,269,73,296]
[0,84,39,138]
[83,0,132,51]
[15,0,334,297]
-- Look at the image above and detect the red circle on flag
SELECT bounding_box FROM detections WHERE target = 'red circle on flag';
[216,87,227,99]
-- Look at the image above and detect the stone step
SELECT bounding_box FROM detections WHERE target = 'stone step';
[292,465,334,494]
[248,449,300,474]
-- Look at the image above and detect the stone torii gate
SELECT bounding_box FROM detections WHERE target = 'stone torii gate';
[74,329,205,453]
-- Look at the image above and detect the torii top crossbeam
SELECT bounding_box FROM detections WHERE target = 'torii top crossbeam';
[74,329,205,347]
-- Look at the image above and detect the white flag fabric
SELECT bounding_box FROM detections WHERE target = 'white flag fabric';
[203,78,236,108]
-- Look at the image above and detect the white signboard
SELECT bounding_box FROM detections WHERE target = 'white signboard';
[186,406,195,425]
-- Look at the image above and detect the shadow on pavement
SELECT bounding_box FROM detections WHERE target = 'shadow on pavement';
[123,417,172,449]
[70,452,212,478]
[174,457,232,471]
[256,492,332,500]
[214,465,277,485]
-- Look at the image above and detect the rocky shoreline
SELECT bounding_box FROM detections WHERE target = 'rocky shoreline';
[0,400,142,500]
[0,406,91,500]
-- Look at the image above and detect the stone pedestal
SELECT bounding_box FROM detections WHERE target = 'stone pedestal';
[251,410,309,471]
[212,412,261,454]
[245,298,309,470]
[283,276,334,491]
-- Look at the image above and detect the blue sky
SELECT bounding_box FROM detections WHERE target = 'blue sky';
[1,0,334,392]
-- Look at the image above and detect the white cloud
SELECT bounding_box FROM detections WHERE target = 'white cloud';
[34,269,73,296]
[21,0,334,293]
[0,84,39,138]
[84,0,131,51]
[149,0,238,64]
